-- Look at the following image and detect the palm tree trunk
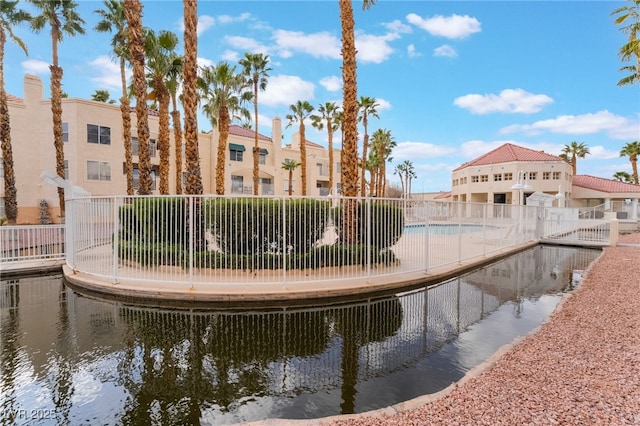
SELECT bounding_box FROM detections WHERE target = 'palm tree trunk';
[171,108,183,194]
[300,121,307,196]
[120,58,134,196]
[632,156,639,185]
[182,0,202,195]
[50,64,66,218]
[216,106,230,195]
[156,80,170,194]
[125,0,152,195]
[328,123,334,194]
[360,120,368,197]
[340,0,359,244]
[0,30,18,224]
[252,78,260,195]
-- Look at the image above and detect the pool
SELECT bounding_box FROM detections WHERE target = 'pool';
[404,223,486,235]
[0,245,599,425]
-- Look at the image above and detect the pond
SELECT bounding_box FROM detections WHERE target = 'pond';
[0,245,599,425]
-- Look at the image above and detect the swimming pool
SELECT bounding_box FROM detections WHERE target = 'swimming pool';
[404,223,486,235]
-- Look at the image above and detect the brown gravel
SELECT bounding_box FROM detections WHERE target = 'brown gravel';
[329,232,640,426]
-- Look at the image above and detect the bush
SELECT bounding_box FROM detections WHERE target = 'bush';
[333,200,404,249]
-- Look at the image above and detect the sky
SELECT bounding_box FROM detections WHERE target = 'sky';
[5,0,640,193]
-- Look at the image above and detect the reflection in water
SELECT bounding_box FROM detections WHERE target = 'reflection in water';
[0,246,599,425]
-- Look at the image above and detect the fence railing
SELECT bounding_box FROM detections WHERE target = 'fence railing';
[0,224,66,264]
[63,195,541,287]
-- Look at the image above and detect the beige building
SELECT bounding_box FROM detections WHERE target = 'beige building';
[3,75,341,223]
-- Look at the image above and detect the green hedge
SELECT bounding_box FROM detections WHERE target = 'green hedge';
[333,201,404,249]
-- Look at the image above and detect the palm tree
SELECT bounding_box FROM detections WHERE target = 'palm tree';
[311,102,341,195]
[613,171,633,183]
[620,140,640,184]
[1,1,31,224]
[94,0,134,195]
[166,53,183,194]
[394,160,416,198]
[182,0,202,195]
[198,62,252,195]
[358,96,379,196]
[30,0,86,218]
[612,0,640,86]
[281,159,301,196]
[144,29,180,195]
[239,52,271,195]
[122,0,152,195]
[91,89,111,102]
[561,141,590,176]
[286,101,314,196]
[369,128,395,197]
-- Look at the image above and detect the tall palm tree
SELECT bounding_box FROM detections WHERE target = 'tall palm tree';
[612,0,640,86]
[144,29,180,194]
[198,62,252,195]
[394,160,416,198]
[94,0,134,195]
[182,0,202,195]
[620,140,640,184]
[613,171,633,183]
[311,102,341,195]
[1,1,31,224]
[370,128,395,197]
[339,0,376,245]
[358,96,379,196]
[286,101,314,196]
[122,0,152,195]
[166,53,183,194]
[561,141,590,175]
[281,159,301,196]
[239,52,271,195]
[30,0,85,218]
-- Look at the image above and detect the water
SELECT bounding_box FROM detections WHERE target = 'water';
[404,223,486,235]
[0,245,599,425]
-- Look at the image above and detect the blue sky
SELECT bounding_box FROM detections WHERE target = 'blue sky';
[5,1,640,193]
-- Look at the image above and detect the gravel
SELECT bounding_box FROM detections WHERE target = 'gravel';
[328,232,640,426]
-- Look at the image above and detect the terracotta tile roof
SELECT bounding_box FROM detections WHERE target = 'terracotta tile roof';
[453,143,563,171]
[229,124,272,142]
[7,93,22,103]
[434,191,452,199]
[572,175,640,193]
[130,106,159,117]
[303,139,324,149]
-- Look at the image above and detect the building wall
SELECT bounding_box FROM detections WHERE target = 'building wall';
[3,75,342,223]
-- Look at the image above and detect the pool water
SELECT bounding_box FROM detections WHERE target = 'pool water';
[0,245,599,425]
[403,223,486,235]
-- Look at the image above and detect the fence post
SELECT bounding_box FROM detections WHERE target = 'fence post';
[189,196,194,289]
[483,203,487,258]
[366,196,371,281]
[282,196,287,287]
[112,197,119,284]
[610,219,619,246]
[424,207,430,273]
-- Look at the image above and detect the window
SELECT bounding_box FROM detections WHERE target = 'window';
[553,172,561,180]
[87,161,111,181]
[0,197,5,218]
[528,172,537,180]
[62,122,69,142]
[461,177,467,184]
[504,172,513,181]
[480,175,488,182]
[131,137,157,157]
[231,175,244,193]
[493,174,502,181]
[230,143,245,161]
[87,124,111,145]
[317,163,329,176]
[471,175,479,183]
[543,172,551,180]
[336,162,341,174]
[64,160,69,180]
[258,148,268,165]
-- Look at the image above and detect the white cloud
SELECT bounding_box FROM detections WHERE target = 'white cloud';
[458,140,515,159]
[22,59,50,75]
[407,44,420,58]
[393,141,457,161]
[356,32,399,64]
[407,13,481,39]
[220,50,240,62]
[454,89,553,114]
[224,36,270,55]
[262,75,315,107]
[217,13,251,25]
[319,76,341,92]
[376,98,392,111]
[500,110,637,139]
[197,16,215,36]
[88,56,128,91]
[434,44,457,58]
[586,145,621,160]
[273,30,341,59]
[385,19,412,34]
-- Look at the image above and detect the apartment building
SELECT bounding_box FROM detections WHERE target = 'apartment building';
[3,75,342,223]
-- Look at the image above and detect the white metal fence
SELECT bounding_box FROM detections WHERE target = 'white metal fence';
[0,225,66,264]
[64,195,541,287]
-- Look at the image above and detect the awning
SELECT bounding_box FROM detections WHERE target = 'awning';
[229,143,245,151]
[260,148,268,155]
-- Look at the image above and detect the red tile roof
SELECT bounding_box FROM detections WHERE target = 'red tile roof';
[434,191,452,199]
[572,175,640,193]
[453,143,563,171]
[303,139,324,149]
[7,94,22,103]
[229,124,272,142]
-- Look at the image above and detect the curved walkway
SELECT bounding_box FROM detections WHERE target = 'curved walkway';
[253,232,639,425]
